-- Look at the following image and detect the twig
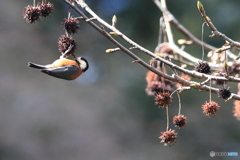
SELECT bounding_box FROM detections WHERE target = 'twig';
[177,91,181,116]
[153,0,216,51]
[197,1,240,52]
[173,74,240,100]
[154,0,237,60]
[166,106,169,131]
[200,77,211,86]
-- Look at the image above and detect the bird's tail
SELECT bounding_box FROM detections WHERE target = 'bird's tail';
[28,62,46,69]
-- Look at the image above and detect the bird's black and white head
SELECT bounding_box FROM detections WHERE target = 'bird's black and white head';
[76,57,89,72]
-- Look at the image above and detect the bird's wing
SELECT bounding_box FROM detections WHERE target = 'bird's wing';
[41,65,80,80]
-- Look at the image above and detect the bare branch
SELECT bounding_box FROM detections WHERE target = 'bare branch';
[197,1,240,53]
[61,0,240,101]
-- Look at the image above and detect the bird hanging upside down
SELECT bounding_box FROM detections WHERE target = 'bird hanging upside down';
[28,57,89,80]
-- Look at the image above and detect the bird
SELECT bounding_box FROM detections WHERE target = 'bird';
[28,57,89,80]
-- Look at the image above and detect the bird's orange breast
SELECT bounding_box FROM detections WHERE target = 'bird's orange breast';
[71,71,82,79]
[50,58,79,68]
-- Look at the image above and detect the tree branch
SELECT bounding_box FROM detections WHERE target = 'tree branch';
[61,0,240,101]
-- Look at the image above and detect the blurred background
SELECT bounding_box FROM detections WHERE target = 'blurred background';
[0,0,240,160]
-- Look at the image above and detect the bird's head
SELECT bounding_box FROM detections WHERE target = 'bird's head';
[76,57,89,72]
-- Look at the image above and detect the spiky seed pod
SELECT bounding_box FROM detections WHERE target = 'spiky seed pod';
[58,35,77,56]
[202,101,220,117]
[238,83,240,95]
[233,83,240,120]
[155,43,174,55]
[159,129,177,146]
[207,51,225,64]
[195,61,211,74]
[173,115,187,128]
[38,0,54,18]
[155,91,172,108]
[146,71,157,84]
[64,17,80,34]
[23,5,41,23]
[233,100,240,120]
[176,73,191,88]
[146,81,174,96]
[228,62,240,75]
[145,71,175,96]
[218,87,231,100]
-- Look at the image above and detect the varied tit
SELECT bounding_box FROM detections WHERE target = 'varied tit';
[28,57,89,80]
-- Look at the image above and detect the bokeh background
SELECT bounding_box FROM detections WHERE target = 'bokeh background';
[0,0,240,160]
